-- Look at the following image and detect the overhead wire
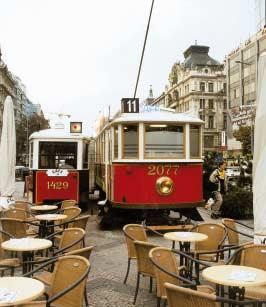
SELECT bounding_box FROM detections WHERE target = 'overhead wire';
[133,0,155,99]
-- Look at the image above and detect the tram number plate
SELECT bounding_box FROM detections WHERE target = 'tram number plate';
[47,181,69,190]
[147,165,179,176]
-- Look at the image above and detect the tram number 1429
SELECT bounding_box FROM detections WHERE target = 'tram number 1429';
[147,165,179,176]
[47,181,69,190]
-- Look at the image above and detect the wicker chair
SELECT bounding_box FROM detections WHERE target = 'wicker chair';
[23,255,90,307]
[62,206,81,228]
[61,200,78,209]
[14,201,30,211]
[228,244,266,301]
[123,224,147,284]
[133,240,158,304]
[190,223,227,283]
[0,230,21,276]
[222,218,254,246]
[0,218,37,240]
[165,282,260,307]
[149,247,215,307]
[72,214,90,230]
[30,246,94,306]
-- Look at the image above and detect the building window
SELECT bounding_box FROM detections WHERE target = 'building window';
[122,124,138,158]
[114,126,118,159]
[200,99,205,109]
[190,125,200,158]
[200,82,205,92]
[200,115,205,122]
[223,114,227,129]
[204,135,214,149]
[233,89,237,98]
[208,116,214,129]
[208,83,214,92]
[223,99,227,109]
[145,124,184,158]
[223,83,227,93]
[208,99,214,109]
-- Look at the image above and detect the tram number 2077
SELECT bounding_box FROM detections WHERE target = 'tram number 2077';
[47,181,69,190]
[147,165,179,176]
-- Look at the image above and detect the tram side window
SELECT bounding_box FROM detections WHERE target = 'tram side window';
[190,125,200,158]
[39,142,77,169]
[145,124,184,158]
[114,126,118,159]
[122,125,139,158]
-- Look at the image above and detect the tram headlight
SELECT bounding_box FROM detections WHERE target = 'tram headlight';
[156,176,174,196]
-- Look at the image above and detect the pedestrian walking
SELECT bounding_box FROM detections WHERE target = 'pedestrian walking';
[208,161,228,219]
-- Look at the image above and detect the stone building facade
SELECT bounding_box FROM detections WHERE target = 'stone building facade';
[226,28,266,153]
[153,45,227,153]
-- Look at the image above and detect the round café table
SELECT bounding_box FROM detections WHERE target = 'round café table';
[35,214,67,238]
[203,265,266,303]
[1,238,52,274]
[164,231,208,250]
[31,205,58,212]
[0,277,44,306]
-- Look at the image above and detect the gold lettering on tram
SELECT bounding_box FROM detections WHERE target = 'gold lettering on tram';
[47,181,69,190]
[147,165,179,176]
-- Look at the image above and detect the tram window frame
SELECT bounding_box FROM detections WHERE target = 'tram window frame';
[83,142,89,169]
[38,141,77,169]
[29,142,34,168]
[122,124,139,159]
[190,125,201,158]
[144,124,185,159]
[114,126,118,160]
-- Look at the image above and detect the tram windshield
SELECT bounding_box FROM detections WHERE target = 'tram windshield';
[145,124,184,158]
[39,141,77,169]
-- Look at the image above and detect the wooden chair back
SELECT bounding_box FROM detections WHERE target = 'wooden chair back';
[50,255,90,307]
[0,218,27,240]
[123,224,147,259]
[72,215,90,230]
[222,218,239,245]
[149,247,180,298]
[240,244,266,270]
[14,202,29,211]
[193,223,226,252]
[4,208,27,221]
[165,283,218,307]
[59,228,85,252]
[63,207,81,227]
[65,246,94,260]
[61,200,78,209]
[134,240,157,277]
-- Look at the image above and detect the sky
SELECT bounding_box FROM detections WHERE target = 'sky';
[0,0,256,134]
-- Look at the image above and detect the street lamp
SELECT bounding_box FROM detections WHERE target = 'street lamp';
[235,60,255,155]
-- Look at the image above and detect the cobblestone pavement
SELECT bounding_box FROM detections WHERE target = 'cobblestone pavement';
[14,182,254,307]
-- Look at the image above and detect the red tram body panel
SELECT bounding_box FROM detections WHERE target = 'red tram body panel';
[111,163,203,208]
[35,171,80,204]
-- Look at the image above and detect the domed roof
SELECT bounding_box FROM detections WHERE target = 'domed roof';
[183,45,221,68]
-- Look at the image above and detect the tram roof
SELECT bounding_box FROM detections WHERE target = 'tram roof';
[29,128,91,141]
[111,109,204,125]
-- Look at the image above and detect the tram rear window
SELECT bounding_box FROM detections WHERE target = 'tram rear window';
[39,142,77,169]
[122,125,138,158]
[145,125,184,158]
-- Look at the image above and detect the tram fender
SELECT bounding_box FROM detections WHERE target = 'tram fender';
[175,208,204,221]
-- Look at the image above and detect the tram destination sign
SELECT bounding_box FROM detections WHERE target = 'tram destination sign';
[121,98,139,113]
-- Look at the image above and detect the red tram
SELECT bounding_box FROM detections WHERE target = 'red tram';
[29,122,92,208]
[94,103,204,226]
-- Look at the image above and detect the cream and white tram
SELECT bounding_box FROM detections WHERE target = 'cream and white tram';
[94,105,204,226]
[29,122,91,208]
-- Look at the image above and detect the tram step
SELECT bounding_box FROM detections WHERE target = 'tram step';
[147,224,193,232]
